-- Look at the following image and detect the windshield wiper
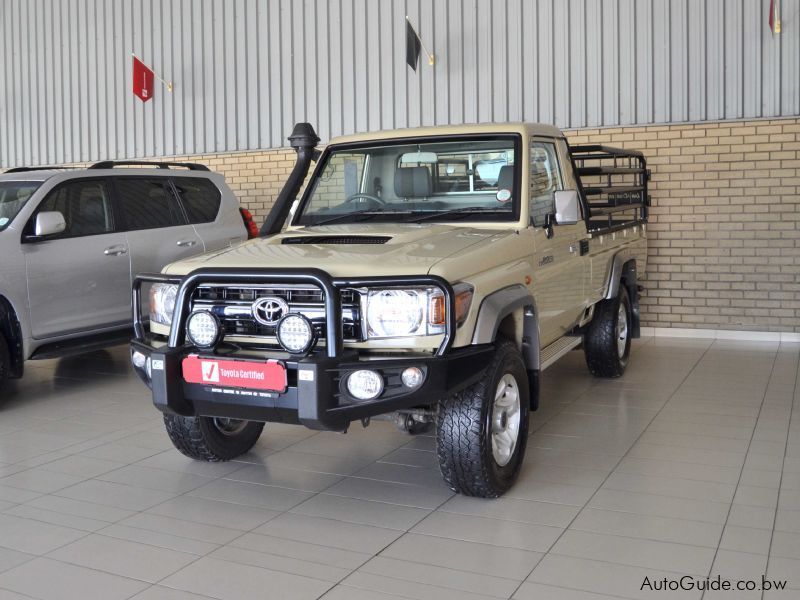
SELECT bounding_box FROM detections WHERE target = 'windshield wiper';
[408,207,505,223]
[310,208,412,226]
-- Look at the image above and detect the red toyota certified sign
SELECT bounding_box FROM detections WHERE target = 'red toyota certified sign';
[182,355,287,392]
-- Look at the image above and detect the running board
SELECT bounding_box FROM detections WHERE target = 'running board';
[540,335,583,371]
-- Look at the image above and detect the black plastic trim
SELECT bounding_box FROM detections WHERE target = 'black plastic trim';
[89,160,210,171]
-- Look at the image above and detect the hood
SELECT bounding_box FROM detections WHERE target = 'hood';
[163,223,514,277]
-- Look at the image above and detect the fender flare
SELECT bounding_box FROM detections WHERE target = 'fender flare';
[604,253,641,338]
[471,284,540,372]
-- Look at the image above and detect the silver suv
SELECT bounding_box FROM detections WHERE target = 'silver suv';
[0,161,250,395]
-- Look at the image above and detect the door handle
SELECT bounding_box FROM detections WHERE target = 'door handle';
[176,240,197,247]
[103,245,128,256]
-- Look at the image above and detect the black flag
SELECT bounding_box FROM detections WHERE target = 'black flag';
[406,19,421,71]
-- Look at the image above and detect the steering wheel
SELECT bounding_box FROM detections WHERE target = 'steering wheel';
[343,193,386,206]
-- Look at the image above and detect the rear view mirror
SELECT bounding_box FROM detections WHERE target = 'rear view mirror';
[400,151,438,165]
[554,190,580,225]
[35,211,66,236]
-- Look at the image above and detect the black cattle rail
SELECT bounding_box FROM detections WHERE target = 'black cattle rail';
[132,268,457,358]
[570,144,650,235]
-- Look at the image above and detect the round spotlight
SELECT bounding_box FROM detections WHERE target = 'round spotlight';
[346,370,384,401]
[186,311,222,348]
[401,366,425,389]
[276,313,315,354]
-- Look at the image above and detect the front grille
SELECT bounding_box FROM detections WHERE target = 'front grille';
[192,284,362,344]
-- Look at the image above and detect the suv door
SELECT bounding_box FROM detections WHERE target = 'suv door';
[114,177,203,276]
[528,138,586,346]
[171,176,246,250]
[23,178,132,338]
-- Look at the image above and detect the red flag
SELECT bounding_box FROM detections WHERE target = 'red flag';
[132,56,154,102]
[769,0,781,34]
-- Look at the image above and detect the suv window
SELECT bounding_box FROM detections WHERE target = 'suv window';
[172,178,221,224]
[36,179,114,238]
[116,178,185,230]
[529,141,563,227]
[0,181,41,231]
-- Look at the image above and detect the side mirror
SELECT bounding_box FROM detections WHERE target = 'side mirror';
[34,211,66,237]
[554,190,580,225]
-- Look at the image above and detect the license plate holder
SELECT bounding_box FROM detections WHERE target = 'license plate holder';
[182,355,287,393]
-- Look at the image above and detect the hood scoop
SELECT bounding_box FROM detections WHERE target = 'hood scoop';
[281,235,391,245]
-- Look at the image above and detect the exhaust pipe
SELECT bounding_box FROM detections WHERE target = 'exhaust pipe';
[260,122,320,236]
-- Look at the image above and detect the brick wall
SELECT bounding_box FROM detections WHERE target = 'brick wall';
[566,117,800,333]
[173,117,799,334]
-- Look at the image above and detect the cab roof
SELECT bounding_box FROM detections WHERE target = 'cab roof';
[328,122,564,145]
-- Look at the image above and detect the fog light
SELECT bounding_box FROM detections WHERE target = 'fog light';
[401,366,424,388]
[346,370,384,401]
[132,351,146,370]
[186,311,222,348]
[145,356,152,379]
[276,313,315,354]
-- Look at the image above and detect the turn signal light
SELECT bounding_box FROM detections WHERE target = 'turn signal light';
[428,286,474,327]
[429,295,446,326]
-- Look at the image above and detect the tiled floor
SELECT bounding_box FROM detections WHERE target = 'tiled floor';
[0,337,798,600]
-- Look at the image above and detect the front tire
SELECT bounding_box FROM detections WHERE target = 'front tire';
[436,340,530,498]
[584,285,632,378]
[0,331,10,397]
[163,414,264,461]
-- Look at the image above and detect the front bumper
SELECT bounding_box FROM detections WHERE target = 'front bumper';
[131,268,491,431]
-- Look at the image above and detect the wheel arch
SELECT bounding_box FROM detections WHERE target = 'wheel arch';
[0,295,24,378]
[470,285,541,410]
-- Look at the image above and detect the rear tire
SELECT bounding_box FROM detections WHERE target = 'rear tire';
[436,339,529,498]
[0,331,10,397]
[163,414,264,461]
[584,285,632,378]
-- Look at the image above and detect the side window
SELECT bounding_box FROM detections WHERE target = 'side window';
[172,178,222,224]
[529,140,563,227]
[36,180,114,238]
[116,178,185,231]
[555,139,579,190]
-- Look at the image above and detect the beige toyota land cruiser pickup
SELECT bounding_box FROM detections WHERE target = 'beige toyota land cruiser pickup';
[131,122,649,497]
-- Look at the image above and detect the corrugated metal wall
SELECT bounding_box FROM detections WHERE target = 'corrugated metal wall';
[1,0,798,167]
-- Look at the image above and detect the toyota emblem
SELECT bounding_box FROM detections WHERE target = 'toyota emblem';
[251,297,289,326]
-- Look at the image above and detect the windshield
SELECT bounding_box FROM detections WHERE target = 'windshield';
[0,181,41,231]
[294,135,519,226]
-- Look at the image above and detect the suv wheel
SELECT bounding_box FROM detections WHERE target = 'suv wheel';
[436,339,529,497]
[584,285,632,378]
[163,414,264,461]
[0,331,10,396]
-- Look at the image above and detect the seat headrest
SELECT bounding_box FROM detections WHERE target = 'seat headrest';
[497,165,514,192]
[394,166,432,198]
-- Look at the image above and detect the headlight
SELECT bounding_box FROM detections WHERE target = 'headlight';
[364,284,473,339]
[366,289,425,337]
[150,283,178,327]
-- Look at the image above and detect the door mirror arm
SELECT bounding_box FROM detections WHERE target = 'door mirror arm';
[543,214,555,239]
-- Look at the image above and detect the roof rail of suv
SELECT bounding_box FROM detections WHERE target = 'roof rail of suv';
[88,160,210,171]
[4,166,78,173]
